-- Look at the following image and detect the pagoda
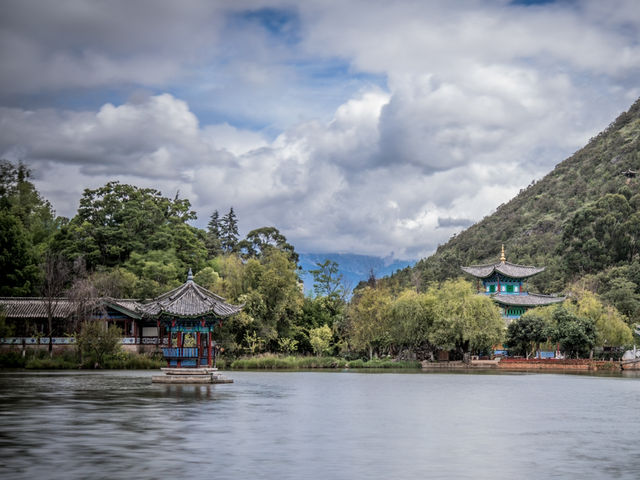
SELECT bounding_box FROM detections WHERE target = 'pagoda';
[461,246,564,321]
[143,269,242,383]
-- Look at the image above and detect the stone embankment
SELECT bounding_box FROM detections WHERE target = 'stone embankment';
[422,358,621,372]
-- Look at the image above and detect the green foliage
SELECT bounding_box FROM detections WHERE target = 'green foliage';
[547,307,597,359]
[277,337,299,354]
[505,315,549,357]
[237,226,299,263]
[101,351,164,369]
[0,351,27,368]
[228,355,420,369]
[206,210,224,257]
[76,322,123,366]
[0,160,58,295]
[309,324,333,355]
[309,259,344,298]
[220,207,239,253]
[348,286,392,359]
[427,279,504,356]
[568,289,633,348]
[388,289,433,354]
[193,266,221,290]
[53,181,203,272]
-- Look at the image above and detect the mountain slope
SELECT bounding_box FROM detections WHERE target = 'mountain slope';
[386,97,640,295]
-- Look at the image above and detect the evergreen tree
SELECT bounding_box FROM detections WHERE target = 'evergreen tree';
[205,210,223,258]
[220,207,239,253]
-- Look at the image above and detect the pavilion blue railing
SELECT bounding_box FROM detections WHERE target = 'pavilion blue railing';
[162,347,199,359]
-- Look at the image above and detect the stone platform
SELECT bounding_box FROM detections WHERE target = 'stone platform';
[152,367,234,384]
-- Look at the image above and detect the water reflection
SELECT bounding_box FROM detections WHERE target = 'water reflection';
[1,370,640,479]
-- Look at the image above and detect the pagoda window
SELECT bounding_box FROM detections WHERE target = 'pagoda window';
[506,285,514,293]
[501,285,506,292]
[514,285,519,293]
[489,285,496,293]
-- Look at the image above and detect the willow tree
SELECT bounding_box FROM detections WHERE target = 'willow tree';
[428,279,504,358]
[348,286,392,359]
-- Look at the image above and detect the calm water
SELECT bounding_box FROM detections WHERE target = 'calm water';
[1,370,640,480]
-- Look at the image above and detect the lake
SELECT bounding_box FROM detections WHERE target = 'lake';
[1,369,640,479]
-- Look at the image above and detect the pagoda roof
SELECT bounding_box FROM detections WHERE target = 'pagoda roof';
[139,272,242,319]
[461,261,545,279]
[492,293,565,307]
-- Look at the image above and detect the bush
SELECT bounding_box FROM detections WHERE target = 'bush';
[101,351,165,369]
[347,359,421,369]
[0,351,27,368]
[25,356,77,369]
[228,354,420,369]
[77,322,122,367]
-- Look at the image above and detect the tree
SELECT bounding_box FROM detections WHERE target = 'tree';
[427,279,503,358]
[310,260,344,299]
[0,211,39,295]
[548,307,596,358]
[388,289,434,358]
[76,321,122,367]
[241,249,304,350]
[237,226,298,263]
[0,160,58,295]
[41,252,71,356]
[220,207,239,253]
[309,325,333,356]
[53,181,201,269]
[571,289,633,348]
[505,314,549,358]
[348,286,392,359]
[600,278,640,322]
[205,210,223,257]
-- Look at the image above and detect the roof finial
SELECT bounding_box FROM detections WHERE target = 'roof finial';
[500,244,506,263]
[187,268,193,282]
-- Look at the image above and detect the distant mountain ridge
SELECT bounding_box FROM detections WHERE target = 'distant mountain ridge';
[298,253,415,295]
[383,97,640,297]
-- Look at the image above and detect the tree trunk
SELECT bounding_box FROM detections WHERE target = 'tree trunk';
[48,313,53,357]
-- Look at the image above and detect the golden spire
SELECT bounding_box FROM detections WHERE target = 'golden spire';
[500,244,506,263]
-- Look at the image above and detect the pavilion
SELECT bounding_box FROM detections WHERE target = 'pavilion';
[141,269,242,368]
[461,246,564,322]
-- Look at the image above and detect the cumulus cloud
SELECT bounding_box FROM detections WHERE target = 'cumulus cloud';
[1,0,640,260]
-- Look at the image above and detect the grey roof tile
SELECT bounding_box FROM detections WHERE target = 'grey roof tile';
[492,293,565,307]
[461,261,545,279]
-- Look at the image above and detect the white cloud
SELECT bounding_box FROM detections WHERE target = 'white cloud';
[1,1,640,260]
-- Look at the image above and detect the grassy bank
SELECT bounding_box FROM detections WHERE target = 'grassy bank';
[230,355,421,370]
[0,350,165,370]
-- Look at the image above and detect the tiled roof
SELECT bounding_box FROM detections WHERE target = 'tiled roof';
[0,297,144,319]
[492,293,565,307]
[139,278,242,319]
[0,297,76,318]
[461,261,545,279]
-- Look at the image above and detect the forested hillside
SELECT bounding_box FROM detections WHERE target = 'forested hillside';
[384,97,640,324]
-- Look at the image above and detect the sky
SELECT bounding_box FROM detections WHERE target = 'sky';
[1,0,639,260]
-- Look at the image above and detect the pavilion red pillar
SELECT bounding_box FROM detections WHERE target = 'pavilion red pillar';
[196,331,201,368]
[207,330,212,367]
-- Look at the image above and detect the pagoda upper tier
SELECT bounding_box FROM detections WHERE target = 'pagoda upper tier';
[460,261,545,279]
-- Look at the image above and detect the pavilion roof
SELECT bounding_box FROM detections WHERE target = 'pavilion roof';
[461,261,545,279]
[492,293,565,307]
[139,272,242,319]
[0,297,142,319]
